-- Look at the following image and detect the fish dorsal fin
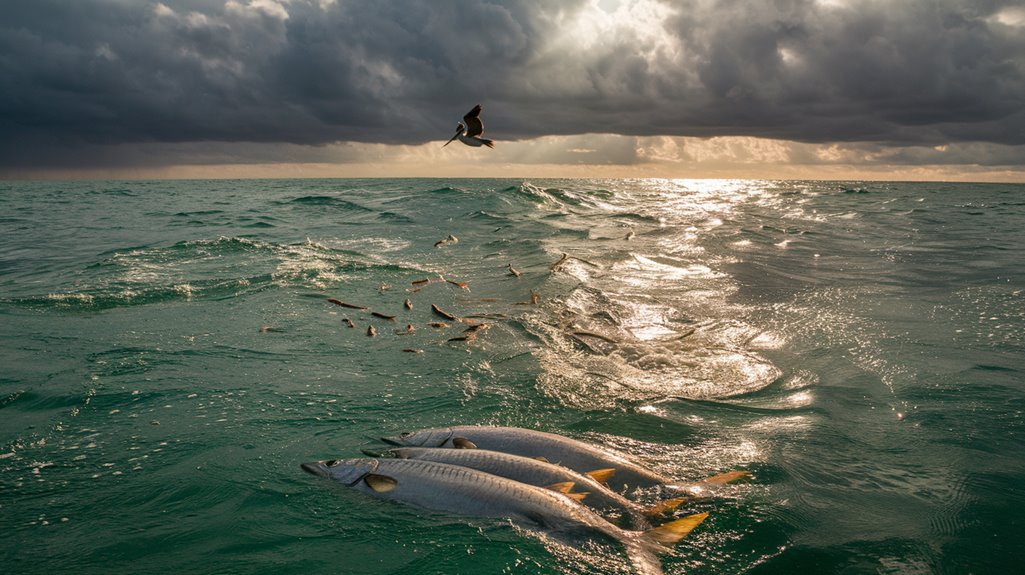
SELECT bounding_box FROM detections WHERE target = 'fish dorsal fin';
[699,470,752,485]
[364,473,398,493]
[563,491,589,502]
[544,481,575,494]
[534,456,550,463]
[642,497,688,517]
[452,437,477,449]
[643,512,709,547]
[585,468,616,484]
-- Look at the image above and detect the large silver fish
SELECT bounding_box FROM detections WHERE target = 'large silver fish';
[301,457,707,575]
[377,446,687,531]
[381,425,673,492]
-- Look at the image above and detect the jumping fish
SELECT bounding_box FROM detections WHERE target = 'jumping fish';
[434,234,458,248]
[445,279,469,290]
[371,311,397,321]
[343,318,355,329]
[300,457,707,575]
[550,253,569,272]
[366,325,377,337]
[380,447,686,530]
[508,264,521,277]
[549,253,600,271]
[431,304,458,321]
[381,426,749,493]
[570,330,618,344]
[404,298,413,310]
[448,323,488,342]
[514,290,540,306]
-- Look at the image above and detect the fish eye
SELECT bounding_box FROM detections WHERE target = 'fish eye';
[325,459,340,467]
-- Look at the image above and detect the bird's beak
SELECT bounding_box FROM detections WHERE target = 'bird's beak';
[442,133,459,147]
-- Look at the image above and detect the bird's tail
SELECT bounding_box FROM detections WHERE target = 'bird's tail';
[481,138,495,149]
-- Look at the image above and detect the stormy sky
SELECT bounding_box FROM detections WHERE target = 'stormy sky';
[2,0,1024,179]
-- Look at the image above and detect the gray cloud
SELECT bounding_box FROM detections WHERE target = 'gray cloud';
[1,0,1023,169]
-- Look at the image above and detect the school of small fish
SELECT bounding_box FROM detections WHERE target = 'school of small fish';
[310,248,624,353]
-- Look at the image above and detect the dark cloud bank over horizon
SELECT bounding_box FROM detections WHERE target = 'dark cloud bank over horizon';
[2,0,1024,171]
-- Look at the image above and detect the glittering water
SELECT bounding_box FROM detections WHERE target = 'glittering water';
[2,178,1024,574]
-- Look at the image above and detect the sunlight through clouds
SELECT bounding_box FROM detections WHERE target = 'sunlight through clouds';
[990,6,1025,27]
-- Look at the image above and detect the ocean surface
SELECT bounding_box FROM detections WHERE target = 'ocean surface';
[2,178,1024,574]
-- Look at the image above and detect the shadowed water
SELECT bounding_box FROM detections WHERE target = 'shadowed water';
[2,178,1024,573]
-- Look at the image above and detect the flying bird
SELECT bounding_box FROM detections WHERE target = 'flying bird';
[443,104,495,149]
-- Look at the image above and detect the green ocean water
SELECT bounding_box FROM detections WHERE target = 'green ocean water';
[2,178,1024,574]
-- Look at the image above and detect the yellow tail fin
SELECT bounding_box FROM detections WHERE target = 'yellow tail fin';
[642,497,688,517]
[643,512,709,546]
[543,482,590,502]
[544,481,575,494]
[585,468,616,484]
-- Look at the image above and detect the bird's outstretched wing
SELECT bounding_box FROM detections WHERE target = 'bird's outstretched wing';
[463,104,484,138]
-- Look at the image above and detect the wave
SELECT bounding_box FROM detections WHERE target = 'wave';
[283,196,375,212]
[423,186,463,195]
[7,275,272,311]
[173,210,225,217]
[3,237,425,311]
[87,187,139,197]
[376,211,415,224]
[504,183,570,208]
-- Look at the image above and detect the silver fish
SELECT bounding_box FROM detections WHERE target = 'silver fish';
[301,457,706,575]
[382,447,687,530]
[381,425,669,492]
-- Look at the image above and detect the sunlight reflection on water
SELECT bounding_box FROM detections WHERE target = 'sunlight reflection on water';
[530,178,783,406]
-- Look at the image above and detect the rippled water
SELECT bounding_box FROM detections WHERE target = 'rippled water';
[2,178,1024,574]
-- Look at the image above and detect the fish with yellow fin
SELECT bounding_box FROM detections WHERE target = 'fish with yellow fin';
[382,425,752,493]
[301,457,707,575]
[377,446,688,530]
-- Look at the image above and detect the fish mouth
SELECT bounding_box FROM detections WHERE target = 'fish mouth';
[380,436,402,446]
[361,447,390,457]
[300,461,329,477]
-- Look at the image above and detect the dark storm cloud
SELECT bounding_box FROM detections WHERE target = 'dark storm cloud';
[1,0,1023,168]
[659,0,1025,146]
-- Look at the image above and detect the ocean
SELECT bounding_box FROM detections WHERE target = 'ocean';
[2,178,1023,574]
